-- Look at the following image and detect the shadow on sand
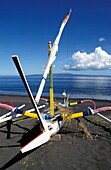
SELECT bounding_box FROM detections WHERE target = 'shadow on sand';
[0,150,36,170]
[83,116,111,135]
[0,122,42,169]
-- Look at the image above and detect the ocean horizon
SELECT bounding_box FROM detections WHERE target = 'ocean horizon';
[0,74,111,100]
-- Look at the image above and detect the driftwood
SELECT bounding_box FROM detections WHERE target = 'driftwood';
[55,104,93,140]
[76,118,93,140]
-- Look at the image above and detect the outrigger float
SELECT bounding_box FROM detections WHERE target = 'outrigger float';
[0,9,111,153]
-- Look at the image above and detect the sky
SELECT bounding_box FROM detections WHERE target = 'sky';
[0,0,111,76]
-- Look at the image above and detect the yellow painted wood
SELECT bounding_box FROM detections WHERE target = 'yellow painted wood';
[48,41,54,116]
[69,102,78,106]
[71,112,83,118]
[50,87,54,116]
[24,111,38,118]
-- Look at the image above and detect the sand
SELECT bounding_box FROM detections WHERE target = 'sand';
[0,94,111,170]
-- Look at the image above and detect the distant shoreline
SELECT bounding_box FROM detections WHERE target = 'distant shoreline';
[0,73,111,77]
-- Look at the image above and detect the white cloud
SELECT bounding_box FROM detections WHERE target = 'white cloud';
[99,37,106,42]
[64,47,111,71]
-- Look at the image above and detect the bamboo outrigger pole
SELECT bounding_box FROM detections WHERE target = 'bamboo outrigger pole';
[48,41,54,116]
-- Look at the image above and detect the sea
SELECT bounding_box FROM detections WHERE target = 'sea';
[0,74,111,100]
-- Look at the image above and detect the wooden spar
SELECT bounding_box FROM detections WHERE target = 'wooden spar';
[0,104,25,119]
[97,113,111,124]
[0,113,22,123]
[12,56,48,132]
[35,9,72,104]
[48,41,54,116]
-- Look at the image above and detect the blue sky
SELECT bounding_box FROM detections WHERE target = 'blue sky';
[0,0,111,75]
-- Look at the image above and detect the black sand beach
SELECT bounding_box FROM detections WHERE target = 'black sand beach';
[0,95,111,170]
